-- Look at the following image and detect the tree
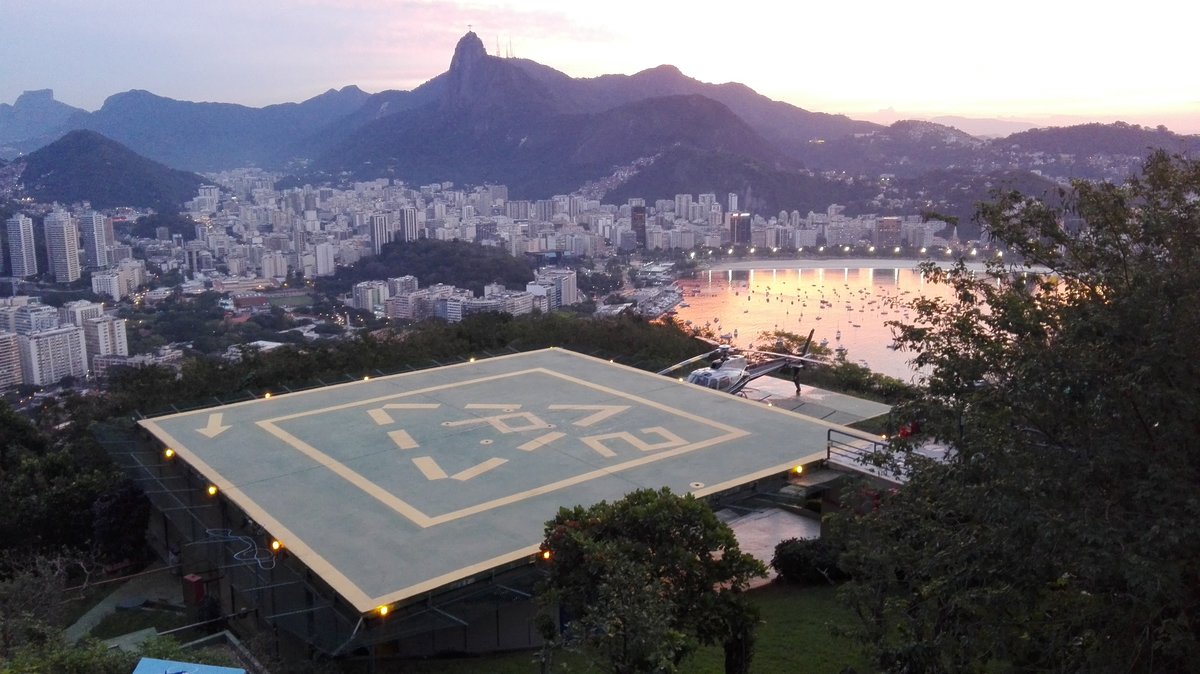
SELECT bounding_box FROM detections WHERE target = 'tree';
[835,151,1200,672]
[537,487,765,674]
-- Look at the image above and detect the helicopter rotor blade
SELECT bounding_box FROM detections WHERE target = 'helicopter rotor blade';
[799,328,816,357]
[657,348,721,376]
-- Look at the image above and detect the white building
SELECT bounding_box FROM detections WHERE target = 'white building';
[534,268,579,306]
[19,325,88,385]
[59,300,105,327]
[352,281,390,312]
[13,304,59,334]
[314,242,336,276]
[0,331,22,389]
[44,211,82,283]
[261,251,289,279]
[5,214,38,278]
[92,271,125,301]
[82,316,129,371]
[79,211,110,269]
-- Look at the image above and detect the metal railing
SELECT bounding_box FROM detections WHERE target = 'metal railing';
[826,428,906,483]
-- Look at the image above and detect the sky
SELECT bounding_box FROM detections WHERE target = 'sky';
[4,0,1199,134]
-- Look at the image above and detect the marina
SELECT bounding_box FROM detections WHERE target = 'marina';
[672,264,962,381]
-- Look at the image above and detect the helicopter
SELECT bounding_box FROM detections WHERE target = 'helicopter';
[658,329,828,395]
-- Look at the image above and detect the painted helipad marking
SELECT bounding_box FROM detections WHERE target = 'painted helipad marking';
[518,431,566,451]
[443,412,549,434]
[388,429,418,450]
[580,426,688,458]
[452,457,507,481]
[548,404,630,427]
[254,367,751,530]
[412,456,448,480]
[368,403,441,425]
[196,413,231,438]
[465,403,522,410]
[411,456,508,482]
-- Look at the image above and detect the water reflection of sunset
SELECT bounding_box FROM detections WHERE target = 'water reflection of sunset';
[672,265,960,381]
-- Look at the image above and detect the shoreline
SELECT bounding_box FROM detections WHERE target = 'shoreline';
[696,257,1016,273]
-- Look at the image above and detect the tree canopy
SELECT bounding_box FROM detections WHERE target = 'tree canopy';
[317,238,535,296]
[834,151,1200,672]
[537,487,765,674]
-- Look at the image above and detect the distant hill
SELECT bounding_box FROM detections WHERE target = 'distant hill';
[799,120,988,177]
[992,121,1200,156]
[0,90,86,147]
[17,130,205,211]
[70,85,371,170]
[606,145,875,215]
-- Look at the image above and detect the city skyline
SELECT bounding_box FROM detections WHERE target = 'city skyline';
[4,0,1198,134]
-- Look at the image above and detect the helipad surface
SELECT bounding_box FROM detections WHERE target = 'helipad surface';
[139,348,840,612]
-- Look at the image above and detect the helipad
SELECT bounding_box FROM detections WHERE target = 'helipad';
[139,348,840,613]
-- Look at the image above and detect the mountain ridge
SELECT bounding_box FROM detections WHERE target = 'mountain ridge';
[16,129,205,211]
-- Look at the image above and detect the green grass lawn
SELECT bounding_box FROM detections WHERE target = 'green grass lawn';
[382,584,864,674]
[89,608,191,640]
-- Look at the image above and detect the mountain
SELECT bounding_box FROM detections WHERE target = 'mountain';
[605,145,876,215]
[993,121,1200,156]
[68,85,371,170]
[16,130,205,211]
[0,90,87,148]
[799,119,988,177]
[929,116,1038,138]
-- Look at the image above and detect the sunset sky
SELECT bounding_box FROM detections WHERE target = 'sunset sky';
[5,0,1198,133]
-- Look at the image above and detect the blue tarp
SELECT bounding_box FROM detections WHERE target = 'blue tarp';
[131,657,245,674]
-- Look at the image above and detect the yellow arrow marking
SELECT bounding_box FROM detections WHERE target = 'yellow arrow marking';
[412,456,448,480]
[196,413,231,438]
[452,457,507,481]
[388,429,418,450]
[411,456,508,481]
[368,408,394,425]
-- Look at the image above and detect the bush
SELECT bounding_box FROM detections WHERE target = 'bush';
[771,537,846,585]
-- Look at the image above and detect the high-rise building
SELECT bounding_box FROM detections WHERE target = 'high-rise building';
[388,276,419,295]
[44,211,81,283]
[13,304,59,334]
[728,193,738,213]
[261,251,288,279]
[59,300,104,326]
[91,272,125,301]
[730,212,752,246]
[352,281,390,311]
[314,242,337,277]
[19,325,88,385]
[630,206,647,247]
[79,211,110,269]
[369,212,394,255]
[674,194,693,223]
[0,332,22,389]
[82,316,128,371]
[398,207,420,242]
[5,214,37,278]
[874,217,903,247]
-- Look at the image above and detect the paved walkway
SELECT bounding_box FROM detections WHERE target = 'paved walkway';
[739,378,891,425]
[64,562,183,642]
[720,509,821,588]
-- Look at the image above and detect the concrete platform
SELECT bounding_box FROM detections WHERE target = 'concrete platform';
[739,376,891,425]
[140,348,859,614]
